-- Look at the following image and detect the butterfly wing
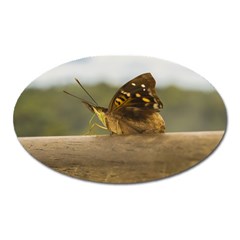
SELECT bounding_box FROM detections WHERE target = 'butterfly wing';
[108,73,163,116]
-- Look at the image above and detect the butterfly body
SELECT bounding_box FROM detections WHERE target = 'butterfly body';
[105,111,165,134]
[80,73,165,135]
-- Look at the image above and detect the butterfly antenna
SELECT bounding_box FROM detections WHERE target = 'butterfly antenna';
[74,78,99,106]
[63,90,87,102]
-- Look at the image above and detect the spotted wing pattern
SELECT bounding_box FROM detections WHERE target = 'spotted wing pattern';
[108,73,163,116]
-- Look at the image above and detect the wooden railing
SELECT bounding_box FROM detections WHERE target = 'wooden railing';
[18,131,225,184]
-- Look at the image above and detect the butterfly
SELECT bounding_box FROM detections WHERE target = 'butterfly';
[64,73,165,134]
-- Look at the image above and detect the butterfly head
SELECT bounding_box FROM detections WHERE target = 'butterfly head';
[82,100,108,127]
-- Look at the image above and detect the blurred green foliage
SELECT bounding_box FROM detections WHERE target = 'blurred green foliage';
[14,83,227,137]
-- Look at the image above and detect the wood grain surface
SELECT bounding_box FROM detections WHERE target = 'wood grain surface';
[18,131,225,183]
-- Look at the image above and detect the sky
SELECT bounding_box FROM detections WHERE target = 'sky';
[28,56,215,91]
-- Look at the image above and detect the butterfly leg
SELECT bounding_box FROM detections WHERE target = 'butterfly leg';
[82,114,96,135]
[115,120,123,134]
[84,115,108,135]
[108,119,122,135]
[88,113,96,128]
[86,123,108,135]
[116,120,121,134]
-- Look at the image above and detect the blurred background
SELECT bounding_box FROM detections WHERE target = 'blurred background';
[14,56,227,136]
